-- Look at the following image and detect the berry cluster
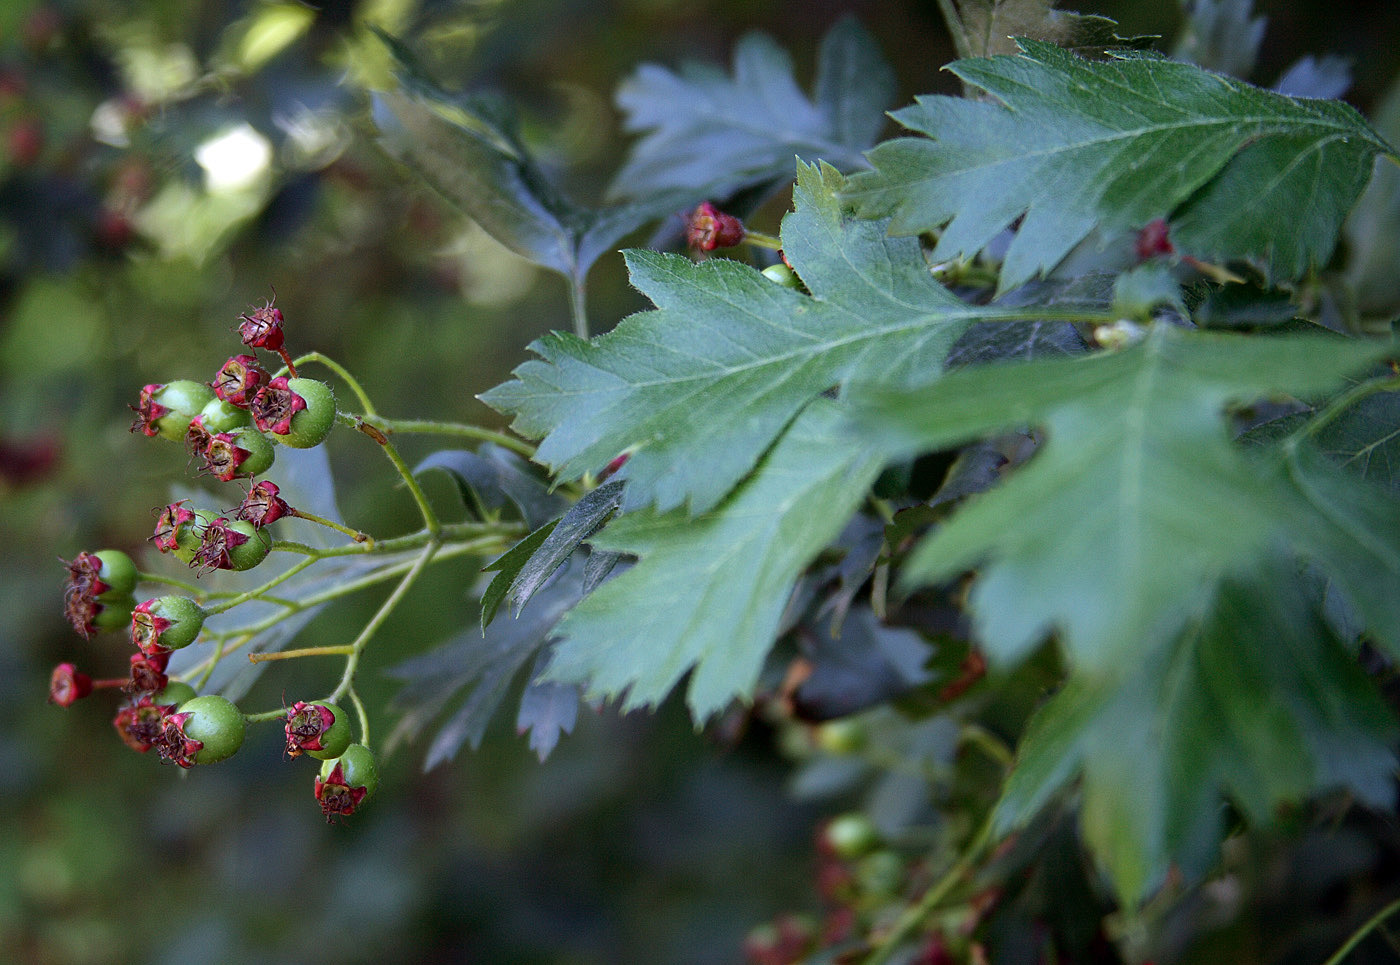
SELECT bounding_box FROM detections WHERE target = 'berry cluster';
[52,296,378,820]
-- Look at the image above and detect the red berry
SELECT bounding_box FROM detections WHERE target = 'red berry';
[6,118,43,167]
[235,480,290,527]
[1135,218,1174,260]
[238,295,285,351]
[49,663,94,706]
[686,202,745,251]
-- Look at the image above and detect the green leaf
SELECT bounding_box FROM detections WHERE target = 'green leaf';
[388,560,583,769]
[996,564,1398,906]
[480,521,557,630]
[851,326,1398,670]
[372,32,661,290]
[414,445,565,527]
[503,480,624,618]
[483,162,1020,515]
[608,18,892,201]
[845,40,1391,291]
[539,399,885,720]
[1312,389,1400,491]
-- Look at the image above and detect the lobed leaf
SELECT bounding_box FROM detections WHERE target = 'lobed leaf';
[845,39,1391,291]
[996,563,1398,906]
[484,162,1029,515]
[539,399,885,720]
[851,326,1399,671]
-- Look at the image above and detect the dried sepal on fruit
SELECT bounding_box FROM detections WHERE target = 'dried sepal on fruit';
[235,480,290,527]
[314,743,378,820]
[62,553,136,639]
[155,694,245,767]
[191,517,270,573]
[238,294,285,352]
[210,354,269,408]
[130,596,205,654]
[127,650,171,693]
[252,377,334,448]
[284,700,352,760]
[131,380,215,441]
[113,693,181,752]
[200,427,274,482]
[151,501,210,564]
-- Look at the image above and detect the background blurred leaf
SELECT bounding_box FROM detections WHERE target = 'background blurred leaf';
[1173,0,1265,78]
[996,563,1398,905]
[607,17,892,202]
[373,32,667,301]
[388,558,584,769]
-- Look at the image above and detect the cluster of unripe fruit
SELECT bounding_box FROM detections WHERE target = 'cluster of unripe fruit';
[51,297,378,820]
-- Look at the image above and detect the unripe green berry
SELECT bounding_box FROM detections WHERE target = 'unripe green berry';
[814,719,866,755]
[761,263,803,289]
[197,397,251,434]
[279,378,335,449]
[285,700,353,760]
[824,813,881,860]
[92,597,135,633]
[153,681,197,706]
[224,519,271,570]
[131,596,206,653]
[148,380,216,441]
[91,549,138,600]
[161,695,245,766]
[315,743,378,819]
[856,850,905,898]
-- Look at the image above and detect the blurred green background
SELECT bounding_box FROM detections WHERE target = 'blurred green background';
[3,1,1397,962]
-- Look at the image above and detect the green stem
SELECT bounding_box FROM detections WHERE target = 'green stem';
[205,536,506,643]
[270,521,516,559]
[244,708,290,724]
[861,812,997,965]
[204,556,319,615]
[1322,897,1400,965]
[935,0,971,60]
[348,687,371,748]
[744,230,782,251]
[959,723,1014,771]
[569,277,590,339]
[248,645,355,663]
[290,351,377,415]
[290,508,372,545]
[356,416,536,459]
[328,543,438,703]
